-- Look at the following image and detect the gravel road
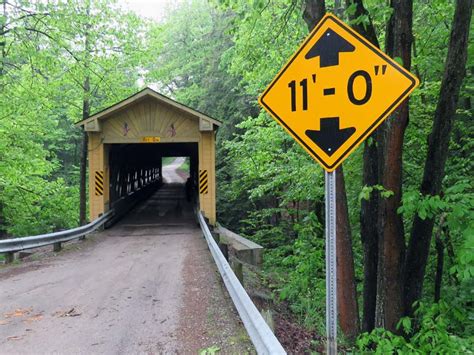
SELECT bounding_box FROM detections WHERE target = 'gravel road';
[162,157,186,184]
[0,183,253,354]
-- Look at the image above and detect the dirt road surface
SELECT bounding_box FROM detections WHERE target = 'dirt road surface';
[0,183,253,354]
[162,157,186,183]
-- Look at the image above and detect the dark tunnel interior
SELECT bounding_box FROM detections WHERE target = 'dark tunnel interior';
[108,143,199,209]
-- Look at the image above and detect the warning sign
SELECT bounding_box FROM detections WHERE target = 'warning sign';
[259,14,419,171]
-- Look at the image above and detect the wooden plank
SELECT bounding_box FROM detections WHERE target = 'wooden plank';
[216,225,263,267]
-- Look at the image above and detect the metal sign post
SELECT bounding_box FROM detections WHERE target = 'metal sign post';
[325,170,337,354]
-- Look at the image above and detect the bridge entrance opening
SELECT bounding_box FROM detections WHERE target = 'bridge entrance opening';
[162,156,190,183]
[76,88,220,224]
[108,142,199,207]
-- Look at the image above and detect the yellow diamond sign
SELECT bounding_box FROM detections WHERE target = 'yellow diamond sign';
[259,14,419,172]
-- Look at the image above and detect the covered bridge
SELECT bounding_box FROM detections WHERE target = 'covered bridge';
[75,87,221,224]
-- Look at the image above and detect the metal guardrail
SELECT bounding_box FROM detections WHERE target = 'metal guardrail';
[0,181,158,263]
[197,211,286,355]
[0,210,114,256]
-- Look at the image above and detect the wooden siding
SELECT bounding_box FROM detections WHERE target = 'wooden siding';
[199,131,216,224]
[88,134,110,220]
[87,96,217,225]
[101,98,200,143]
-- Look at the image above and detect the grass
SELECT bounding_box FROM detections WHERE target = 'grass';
[178,157,190,173]
[162,157,175,166]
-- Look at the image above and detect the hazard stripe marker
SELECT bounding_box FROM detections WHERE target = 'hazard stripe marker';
[199,170,208,194]
[95,171,104,196]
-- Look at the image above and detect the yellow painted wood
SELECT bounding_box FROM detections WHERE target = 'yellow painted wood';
[86,92,218,224]
[77,88,222,130]
[101,98,200,144]
[88,133,108,221]
[199,131,216,224]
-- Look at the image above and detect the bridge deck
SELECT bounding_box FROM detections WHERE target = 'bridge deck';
[0,180,252,353]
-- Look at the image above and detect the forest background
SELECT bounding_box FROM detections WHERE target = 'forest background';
[1,0,472,352]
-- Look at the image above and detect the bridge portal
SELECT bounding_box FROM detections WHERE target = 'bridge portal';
[76,88,220,224]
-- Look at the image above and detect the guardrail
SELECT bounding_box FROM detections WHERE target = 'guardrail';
[0,210,114,264]
[197,211,286,355]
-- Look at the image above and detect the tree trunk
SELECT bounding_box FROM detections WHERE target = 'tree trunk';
[1,0,6,77]
[336,167,360,340]
[79,4,91,226]
[404,0,472,316]
[375,0,414,332]
[302,0,325,30]
[79,75,90,226]
[346,0,380,333]
[434,214,447,303]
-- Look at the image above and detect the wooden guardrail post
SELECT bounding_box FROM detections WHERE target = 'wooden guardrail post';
[4,252,14,264]
[215,225,263,267]
[231,259,244,285]
[215,224,265,287]
[218,242,229,261]
[53,242,62,252]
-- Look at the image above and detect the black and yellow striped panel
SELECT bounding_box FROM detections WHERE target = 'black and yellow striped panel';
[199,170,208,194]
[95,171,104,196]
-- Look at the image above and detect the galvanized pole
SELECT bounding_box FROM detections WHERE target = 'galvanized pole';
[325,170,337,355]
[327,3,341,353]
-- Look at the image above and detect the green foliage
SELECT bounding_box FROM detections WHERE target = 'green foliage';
[179,158,190,173]
[0,177,78,236]
[356,301,473,353]
[199,345,220,354]
[399,181,473,278]
[359,184,394,202]
[1,0,149,236]
[264,213,326,330]
[162,157,175,166]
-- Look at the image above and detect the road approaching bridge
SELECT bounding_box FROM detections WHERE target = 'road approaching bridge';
[0,177,252,353]
[162,157,187,183]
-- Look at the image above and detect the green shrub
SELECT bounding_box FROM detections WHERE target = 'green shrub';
[356,301,473,354]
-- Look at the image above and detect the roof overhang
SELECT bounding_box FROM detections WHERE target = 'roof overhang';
[75,87,222,132]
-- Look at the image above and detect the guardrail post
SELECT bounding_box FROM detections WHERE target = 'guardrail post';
[4,252,14,264]
[231,259,244,285]
[218,242,229,261]
[53,242,62,252]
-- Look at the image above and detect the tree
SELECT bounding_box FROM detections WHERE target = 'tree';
[45,0,146,224]
[345,0,381,333]
[348,0,472,334]
[0,0,147,234]
[374,0,415,332]
[404,0,472,317]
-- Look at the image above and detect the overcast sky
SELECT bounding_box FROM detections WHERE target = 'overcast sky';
[119,0,180,22]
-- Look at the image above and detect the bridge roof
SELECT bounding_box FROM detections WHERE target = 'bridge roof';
[75,87,222,128]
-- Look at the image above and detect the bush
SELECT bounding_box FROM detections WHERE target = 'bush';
[356,301,473,354]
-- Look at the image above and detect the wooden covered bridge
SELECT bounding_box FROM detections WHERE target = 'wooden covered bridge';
[75,87,221,224]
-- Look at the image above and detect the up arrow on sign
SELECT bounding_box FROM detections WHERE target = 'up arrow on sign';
[305,28,356,67]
